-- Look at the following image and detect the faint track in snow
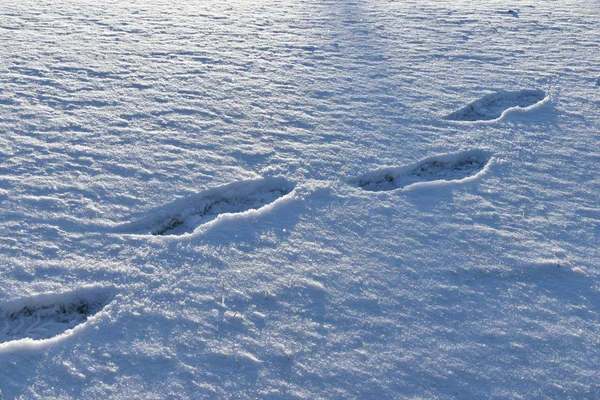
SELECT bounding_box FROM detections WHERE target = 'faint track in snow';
[354,149,492,192]
[115,177,295,236]
[0,286,114,344]
[444,90,546,121]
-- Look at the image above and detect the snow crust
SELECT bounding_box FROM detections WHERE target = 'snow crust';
[0,0,599,398]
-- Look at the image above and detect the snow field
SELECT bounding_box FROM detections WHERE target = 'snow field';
[0,0,599,398]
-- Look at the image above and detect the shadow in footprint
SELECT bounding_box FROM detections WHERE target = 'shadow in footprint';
[115,177,295,236]
[0,286,114,344]
[444,89,546,121]
[354,149,492,192]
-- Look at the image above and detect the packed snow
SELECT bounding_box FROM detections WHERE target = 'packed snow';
[354,149,492,191]
[114,177,296,236]
[0,0,599,398]
[443,89,547,122]
[0,285,115,349]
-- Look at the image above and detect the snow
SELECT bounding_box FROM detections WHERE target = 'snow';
[353,149,493,191]
[443,89,547,122]
[0,0,599,398]
[0,285,115,353]
[113,176,296,236]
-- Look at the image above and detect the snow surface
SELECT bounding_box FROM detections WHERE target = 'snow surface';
[0,0,599,398]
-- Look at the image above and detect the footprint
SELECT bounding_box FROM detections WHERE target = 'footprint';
[116,177,295,236]
[355,149,492,192]
[444,89,546,121]
[0,286,114,344]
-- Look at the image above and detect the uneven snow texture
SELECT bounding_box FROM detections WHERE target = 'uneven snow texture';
[0,0,599,399]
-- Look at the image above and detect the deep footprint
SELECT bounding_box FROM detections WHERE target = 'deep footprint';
[444,89,546,121]
[355,149,492,192]
[117,177,295,236]
[0,286,114,343]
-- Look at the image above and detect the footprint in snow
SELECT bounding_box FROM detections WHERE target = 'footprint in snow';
[0,286,114,344]
[116,177,295,236]
[354,149,492,192]
[444,89,546,121]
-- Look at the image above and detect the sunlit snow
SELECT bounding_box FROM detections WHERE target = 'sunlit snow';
[0,0,599,398]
